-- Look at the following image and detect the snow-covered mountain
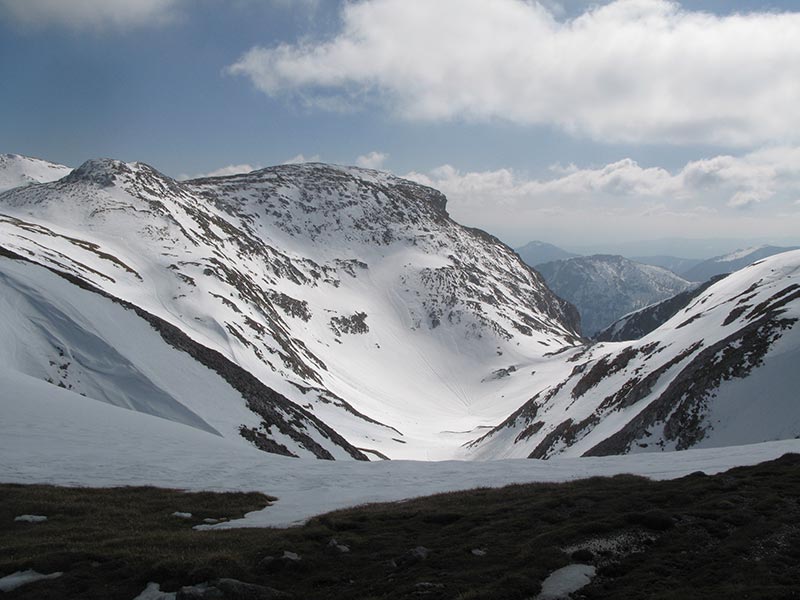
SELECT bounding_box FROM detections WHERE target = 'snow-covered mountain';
[536,255,695,336]
[467,250,800,459]
[0,153,72,193]
[0,157,581,460]
[515,240,578,267]
[682,245,800,282]
[0,254,366,460]
[3,155,799,466]
[595,275,728,342]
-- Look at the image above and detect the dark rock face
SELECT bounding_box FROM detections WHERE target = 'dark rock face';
[330,312,369,336]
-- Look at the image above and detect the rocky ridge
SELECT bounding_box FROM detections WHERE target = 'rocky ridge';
[0,157,580,460]
[467,251,800,459]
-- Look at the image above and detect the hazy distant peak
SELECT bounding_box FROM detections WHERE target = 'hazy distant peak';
[515,240,578,267]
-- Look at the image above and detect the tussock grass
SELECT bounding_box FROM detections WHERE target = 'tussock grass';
[2,455,800,599]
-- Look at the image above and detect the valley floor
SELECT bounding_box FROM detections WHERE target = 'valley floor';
[3,367,800,529]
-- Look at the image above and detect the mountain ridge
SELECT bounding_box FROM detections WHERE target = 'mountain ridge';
[0,157,581,461]
[467,250,800,459]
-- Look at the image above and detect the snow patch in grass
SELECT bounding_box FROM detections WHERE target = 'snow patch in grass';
[14,514,47,523]
[132,582,176,600]
[0,569,63,592]
[536,564,596,599]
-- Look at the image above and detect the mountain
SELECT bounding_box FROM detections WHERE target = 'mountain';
[536,255,695,336]
[632,255,703,276]
[515,240,578,267]
[0,252,366,460]
[467,249,800,459]
[4,155,799,467]
[682,245,800,282]
[595,275,728,342]
[0,153,72,193]
[0,157,581,461]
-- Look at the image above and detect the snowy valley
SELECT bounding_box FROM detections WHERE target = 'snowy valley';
[2,154,800,599]
[1,153,799,469]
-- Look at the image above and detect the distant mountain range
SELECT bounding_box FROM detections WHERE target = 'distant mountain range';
[681,246,800,282]
[535,255,695,337]
[517,239,800,282]
[632,255,704,276]
[569,237,800,260]
[517,241,800,338]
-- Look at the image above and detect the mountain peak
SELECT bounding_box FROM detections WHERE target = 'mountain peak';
[66,158,165,187]
[0,154,73,193]
[187,161,450,227]
[515,240,578,267]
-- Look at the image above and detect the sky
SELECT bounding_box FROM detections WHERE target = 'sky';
[1,0,800,252]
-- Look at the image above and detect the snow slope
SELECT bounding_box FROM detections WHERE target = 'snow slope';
[595,275,728,342]
[0,256,370,460]
[536,255,695,336]
[2,156,799,466]
[3,362,798,528]
[0,158,580,460]
[0,154,72,193]
[469,250,800,459]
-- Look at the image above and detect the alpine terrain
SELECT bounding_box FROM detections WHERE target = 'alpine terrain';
[0,155,581,461]
[0,154,72,193]
[1,155,800,467]
[468,251,800,459]
[536,254,696,337]
[594,275,728,343]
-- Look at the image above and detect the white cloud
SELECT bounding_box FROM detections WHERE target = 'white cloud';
[282,153,321,164]
[182,163,260,180]
[355,151,388,170]
[0,0,182,29]
[404,146,800,245]
[228,0,800,147]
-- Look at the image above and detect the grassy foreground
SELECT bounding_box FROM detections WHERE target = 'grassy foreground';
[2,454,800,599]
